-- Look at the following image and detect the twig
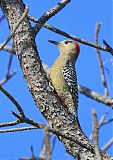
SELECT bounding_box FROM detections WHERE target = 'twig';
[34,0,70,33]
[78,84,113,108]
[98,112,109,128]
[11,111,46,130]
[92,109,99,145]
[89,112,112,141]
[39,134,52,159]
[3,17,111,55]
[0,120,20,128]
[101,138,113,151]
[6,52,13,77]
[0,49,17,85]
[0,70,16,85]
[29,15,111,53]
[95,111,113,128]
[0,44,15,53]
[0,6,29,51]
[0,43,16,85]
[0,85,25,116]
[95,23,108,96]
[92,109,103,160]
[103,39,113,55]
[0,126,37,133]
[39,139,47,159]
[101,117,113,126]
[44,128,51,160]
[103,58,113,65]
[51,136,56,155]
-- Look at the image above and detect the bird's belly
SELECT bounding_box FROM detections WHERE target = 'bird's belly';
[50,69,69,101]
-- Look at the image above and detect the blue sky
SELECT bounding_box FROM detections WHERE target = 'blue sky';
[0,0,112,159]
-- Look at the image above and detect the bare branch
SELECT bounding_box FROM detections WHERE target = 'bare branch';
[92,109,99,145]
[39,139,47,159]
[103,58,113,65]
[78,84,113,108]
[0,43,15,53]
[0,126,37,133]
[100,117,113,126]
[0,85,25,116]
[29,15,111,53]
[34,0,70,33]
[0,70,16,85]
[90,112,112,140]
[103,39,113,55]
[102,138,113,151]
[6,52,13,77]
[44,128,51,160]
[0,120,20,128]
[98,112,109,128]
[95,23,108,96]
[92,109,103,160]
[51,136,56,155]
[0,48,17,85]
[0,6,29,51]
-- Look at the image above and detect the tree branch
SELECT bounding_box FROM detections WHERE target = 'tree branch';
[0,46,17,85]
[0,43,15,53]
[90,112,113,141]
[95,23,108,96]
[0,85,25,116]
[0,126,37,133]
[102,138,113,151]
[103,39,113,55]
[34,0,70,33]
[0,120,20,128]
[0,70,16,85]
[1,13,112,54]
[29,15,112,54]
[92,109,103,160]
[44,128,51,160]
[78,84,113,108]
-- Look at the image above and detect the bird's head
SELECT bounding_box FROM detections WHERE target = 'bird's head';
[49,40,80,62]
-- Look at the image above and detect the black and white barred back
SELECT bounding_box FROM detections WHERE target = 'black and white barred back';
[62,63,78,119]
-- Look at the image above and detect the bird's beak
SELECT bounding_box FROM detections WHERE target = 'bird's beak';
[48,40,59,45]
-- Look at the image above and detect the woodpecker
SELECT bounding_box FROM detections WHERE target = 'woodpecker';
[49,40,80,121]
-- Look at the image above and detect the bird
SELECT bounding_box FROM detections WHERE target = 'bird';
[49,40,80,122]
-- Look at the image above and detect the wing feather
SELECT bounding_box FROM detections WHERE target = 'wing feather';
[62,65,78,112]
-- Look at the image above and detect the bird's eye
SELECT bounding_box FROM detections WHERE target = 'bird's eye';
[64,41,69,44]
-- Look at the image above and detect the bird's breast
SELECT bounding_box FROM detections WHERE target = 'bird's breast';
[50,61,69,99]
